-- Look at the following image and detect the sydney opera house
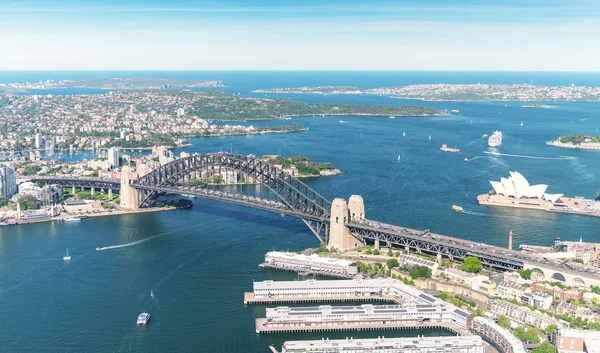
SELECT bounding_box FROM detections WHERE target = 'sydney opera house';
[478,171,565,210]
[489,171,563,203]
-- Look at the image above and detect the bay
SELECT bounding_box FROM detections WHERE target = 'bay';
[1,71,600,352]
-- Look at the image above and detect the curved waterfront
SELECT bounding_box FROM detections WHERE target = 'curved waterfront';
[1,72,600,352]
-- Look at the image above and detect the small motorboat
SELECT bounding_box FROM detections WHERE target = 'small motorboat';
[452,204,464,213]
[63,248,71,261]
[95,247,101,251]
[464,158,469,163]
[137,312,151,325]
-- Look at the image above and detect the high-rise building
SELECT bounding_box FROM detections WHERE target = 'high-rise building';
[107,147,120,168]
[0,165,17,197]
[35,133,41,149]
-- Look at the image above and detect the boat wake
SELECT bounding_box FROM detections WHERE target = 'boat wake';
[461,210,486,216]
[483,151,576,160]
[96,234,162,251]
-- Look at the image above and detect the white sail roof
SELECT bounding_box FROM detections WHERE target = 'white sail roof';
[489,171,559,202]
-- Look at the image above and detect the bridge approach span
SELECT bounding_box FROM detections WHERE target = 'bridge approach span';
[347,221,523,271]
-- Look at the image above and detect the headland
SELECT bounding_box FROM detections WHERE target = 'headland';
[546,135,600,151]
[254,83,600,101]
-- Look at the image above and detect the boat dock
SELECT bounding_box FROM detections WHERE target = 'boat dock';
[244,292,400,305]
[255,319,467,334]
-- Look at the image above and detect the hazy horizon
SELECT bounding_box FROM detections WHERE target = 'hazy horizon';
[1,0,599,71]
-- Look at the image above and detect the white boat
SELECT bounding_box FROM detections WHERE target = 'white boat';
[488,131,503,147]
[428,135,432,141]
[520,121,524,126]
[482,134,488,138]
[464,157,469,163]
[452,204,464,212]
[402,131,406,137]
[397,155,401,161]
[63,216,81,222]
[137,312,151,325]
[451,109,460,113]
[389,116,395,119]
[339,120,345,123]
[63,248,71,261]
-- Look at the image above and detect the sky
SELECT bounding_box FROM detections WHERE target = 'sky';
[0,0,599,71]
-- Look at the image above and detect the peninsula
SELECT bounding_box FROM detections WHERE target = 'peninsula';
[263,155,342,177]
[255,84,600,101]
[546,135,600,150]
[0,77,224,93]
[0,90,443,152]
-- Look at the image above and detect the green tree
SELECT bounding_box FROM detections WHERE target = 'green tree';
[462,256,483,273]
[497,315,511,328]
[387,248,393,256]
[386,258,399,269]
[0,196,9,207]
[410,265,432,279]
[543,324,557,336]
[372,249,380,255]
[532,340,556,353]
[517,269,532,280]
[17,194,39,210]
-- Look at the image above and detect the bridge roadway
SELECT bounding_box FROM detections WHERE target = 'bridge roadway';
[132,184,329,222]
[348,219,600,282]
[347,220,524,270]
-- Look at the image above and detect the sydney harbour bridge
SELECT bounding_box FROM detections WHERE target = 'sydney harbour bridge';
[29,152,600,286]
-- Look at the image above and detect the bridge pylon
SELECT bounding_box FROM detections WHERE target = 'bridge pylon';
[120,166,139,210]
[328,196,363,250]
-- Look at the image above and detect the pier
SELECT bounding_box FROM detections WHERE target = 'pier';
[244,292,400,305]
[255,318,468,334]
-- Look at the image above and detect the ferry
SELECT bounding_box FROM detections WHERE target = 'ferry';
[488,131,503,147]
[63,216,82,222]
[452,204,464,212]
[440,144,460,153]
[137,312,151,325]
[450,109,460,113]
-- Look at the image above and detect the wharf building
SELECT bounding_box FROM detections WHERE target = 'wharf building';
[260,252,358,278]
[247,278,436,305]
[488,299,560,330]
[274,335,485,353]
[257,302,472,334]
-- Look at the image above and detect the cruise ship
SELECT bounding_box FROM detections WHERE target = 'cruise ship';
[137,312,151,325]
[488,131,503,147]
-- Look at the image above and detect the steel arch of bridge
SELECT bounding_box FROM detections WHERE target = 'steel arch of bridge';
[347,222,523,270]
[132,153,332,242]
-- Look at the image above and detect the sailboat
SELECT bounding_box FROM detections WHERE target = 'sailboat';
[402,131,406,137]
[63,248,71,261]
[429,135,432,141]
[397,155,401,161]
[151,289,155,299]
[520,121,524,126]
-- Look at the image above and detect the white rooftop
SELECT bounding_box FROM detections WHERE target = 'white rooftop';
[282,335,483,351]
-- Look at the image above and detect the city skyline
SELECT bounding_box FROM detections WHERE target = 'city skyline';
[1,0,599,71]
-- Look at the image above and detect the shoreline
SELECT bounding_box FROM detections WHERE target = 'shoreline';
[8,206,178,227]
[546,140,600,151]
[478,194,600,218]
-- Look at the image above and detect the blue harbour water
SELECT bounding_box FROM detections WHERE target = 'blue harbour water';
[1,71,600,352]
